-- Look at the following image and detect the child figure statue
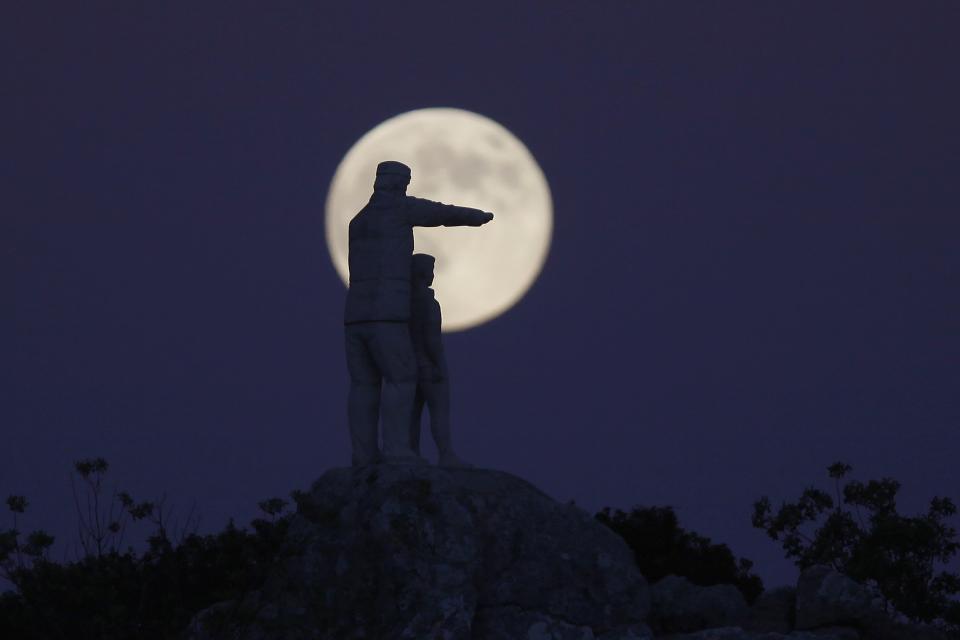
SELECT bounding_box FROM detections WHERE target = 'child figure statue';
[408,254,472,468]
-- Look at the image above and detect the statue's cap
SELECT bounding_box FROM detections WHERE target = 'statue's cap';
[376,161,411,178]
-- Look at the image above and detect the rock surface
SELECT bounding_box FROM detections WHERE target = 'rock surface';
[743,586,795,633]
[794,566,876,631]
[184,470,955,640]
[657,627,859,640]
[187,465,650,639]
[793,565,952,640]
[649,575,749,634]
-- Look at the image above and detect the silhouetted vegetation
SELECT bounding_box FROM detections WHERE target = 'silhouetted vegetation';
[753,461,960,632]
[6,457,958,637]
[595,504,764,604]
[0,458,292,640]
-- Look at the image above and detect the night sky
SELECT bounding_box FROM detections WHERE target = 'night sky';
[4,2,959,590]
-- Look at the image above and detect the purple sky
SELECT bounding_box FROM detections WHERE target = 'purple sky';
[4,2,959,590]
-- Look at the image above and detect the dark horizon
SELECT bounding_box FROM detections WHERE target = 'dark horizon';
[4,1,959,591]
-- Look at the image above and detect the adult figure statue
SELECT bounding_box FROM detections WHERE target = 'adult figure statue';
[344,161,493,467]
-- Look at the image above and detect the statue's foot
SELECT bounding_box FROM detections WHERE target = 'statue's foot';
[379,451,428,466]
[351,453,380,467]
[438,451,473,469]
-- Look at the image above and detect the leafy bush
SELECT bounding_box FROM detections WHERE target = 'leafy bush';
[0,458,292,640]
[596,504,764,603]
[753,461,960,631]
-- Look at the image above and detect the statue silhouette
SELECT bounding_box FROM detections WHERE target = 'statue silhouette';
[408,254,471,468]
[344,161,493,466]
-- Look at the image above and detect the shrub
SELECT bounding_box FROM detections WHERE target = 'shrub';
[596,504,764,603]
[0,459,293,640]
[753,461,960,631]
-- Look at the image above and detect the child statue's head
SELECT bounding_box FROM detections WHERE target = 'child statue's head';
[412,253,435,287]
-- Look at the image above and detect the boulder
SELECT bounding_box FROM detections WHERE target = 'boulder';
[187,464,650,639]
[793,565,952,640]
[794,566,876,630]
[648,575,749,634]
[743,586,796,633]
[657,625,859,640]
[596,623,655,639]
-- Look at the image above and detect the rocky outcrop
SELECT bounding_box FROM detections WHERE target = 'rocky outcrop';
[743,586,795,633]
[794,565,951,640]
[648,575,748,634]
[657,628,859,640]
[184,468,955,640]
[187,464,650,639]
[794,566,877,631]
[647,566,953,640]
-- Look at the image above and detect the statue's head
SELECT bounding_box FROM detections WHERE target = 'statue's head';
[373,160,411,194]
[412,253,435,287]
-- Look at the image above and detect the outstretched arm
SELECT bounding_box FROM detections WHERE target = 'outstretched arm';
[406,196,494,228]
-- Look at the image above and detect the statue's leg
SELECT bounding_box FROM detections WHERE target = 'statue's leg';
[371,322,424,464]
[425,358,471,468]
[345,325,381,466]
[348,383,380,466]
[424,379,451,454]
[410,383,425,455]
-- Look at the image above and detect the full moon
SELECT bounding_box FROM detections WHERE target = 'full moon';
[325,108,553,332]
